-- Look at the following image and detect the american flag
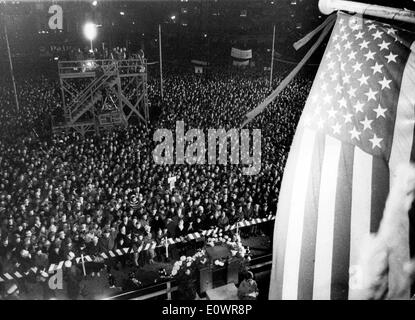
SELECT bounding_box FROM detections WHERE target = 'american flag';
[269,12,415,300]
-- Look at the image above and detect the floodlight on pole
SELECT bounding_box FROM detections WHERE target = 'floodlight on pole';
[83,22,97,52]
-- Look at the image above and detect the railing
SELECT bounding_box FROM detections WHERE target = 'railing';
[68,63,117,115]
[105,280,178,300]
[104,254,272,300]
[58,59,146,76]
[58,59,117,75]
[98,111,123,126]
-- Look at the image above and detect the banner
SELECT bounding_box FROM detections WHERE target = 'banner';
[230,48,252,60]
[191,59,208,66]
[232,60,250,67]
[39,43,74,57]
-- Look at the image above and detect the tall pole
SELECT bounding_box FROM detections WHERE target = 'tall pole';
[158,24,164,99]
[269,24,276,90]
[4,19,20,112]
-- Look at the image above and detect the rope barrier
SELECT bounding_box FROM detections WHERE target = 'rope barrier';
[0,215,275,282]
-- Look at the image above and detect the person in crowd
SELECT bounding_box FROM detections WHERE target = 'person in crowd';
[238,271,259,300]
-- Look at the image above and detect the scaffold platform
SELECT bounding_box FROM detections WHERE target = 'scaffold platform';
[53,58,149,135]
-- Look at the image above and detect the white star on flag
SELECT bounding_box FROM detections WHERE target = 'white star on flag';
[349,126,361,140]
[360,116,373,130]
[347,86,357,98]
[354,31,364,39]
[353,101,364,113]
[344,41,352,50]
[335,83,343,93]
[324,94,333,104]
[385,52,398,63]
[371,62,383,74]
[379,77,392,90]
[369,133,383,149]
[348,50,357,60]
[342,73,350,84]
[342,33,349,41]
[378,40,391,51]
[373,104,387,118]
[372,30,384,40]
[364,50,375,60]
[332,123,341,134]
[338,97,347,108]
[367,23,376,30]
[343,112,353,123]
[358,73,369,86]
[365,88,378,101]
[359,40,369,49]
[327,60,336,70]
[386,27,397,35]
[352,61,362,72]
[327,107,337,118]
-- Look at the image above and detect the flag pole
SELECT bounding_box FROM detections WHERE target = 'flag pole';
[81,254,86,276]
[269,24,276,90]
[158,24,164,99]
[165,237,169,259]
[319,0,415,24]
[241,17,336,128]
[3,18,20,112]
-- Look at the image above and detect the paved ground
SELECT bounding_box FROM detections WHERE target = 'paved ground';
[17,235,271,300]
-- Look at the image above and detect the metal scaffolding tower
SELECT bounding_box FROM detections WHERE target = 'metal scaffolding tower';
[52,58,148,135]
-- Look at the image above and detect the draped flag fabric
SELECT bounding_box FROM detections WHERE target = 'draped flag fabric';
[269,12,415,300]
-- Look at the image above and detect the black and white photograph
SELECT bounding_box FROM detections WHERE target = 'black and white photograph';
[1,0,415,307]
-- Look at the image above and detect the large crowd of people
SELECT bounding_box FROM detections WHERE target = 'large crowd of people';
[0,60,312,298]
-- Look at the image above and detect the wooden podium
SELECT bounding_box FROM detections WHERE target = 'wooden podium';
[199,246,241,294]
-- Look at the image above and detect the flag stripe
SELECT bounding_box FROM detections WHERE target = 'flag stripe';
[297,132,326,299]
[312,135,342,300]
[410,74,415,296]
[348,146,373,299]
[389,42,415,185]
[330,142,354,300]
[280,127,317,299]
[370,157,390,233]
[269,120,306,300]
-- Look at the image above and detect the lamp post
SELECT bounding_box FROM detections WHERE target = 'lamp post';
[159,24,164,99]
[83,22,97,52]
